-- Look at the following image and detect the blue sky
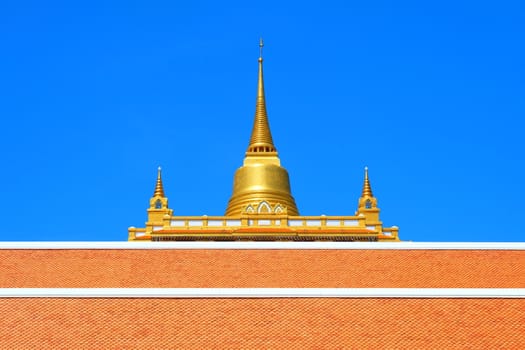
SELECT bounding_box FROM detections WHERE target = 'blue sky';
[1,0,523,241]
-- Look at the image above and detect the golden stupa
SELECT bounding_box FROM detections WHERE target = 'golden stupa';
[128,40,399,242]
[226,39,298,216]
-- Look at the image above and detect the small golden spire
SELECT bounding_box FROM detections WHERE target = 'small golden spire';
[361,166,374,198]
[153,166,165,197]
[247,38,276,153]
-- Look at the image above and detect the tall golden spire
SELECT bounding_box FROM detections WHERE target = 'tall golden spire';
[246,38,276,153]
[153,166,165,197]
[361,166,373,198]
[225,40,298,216]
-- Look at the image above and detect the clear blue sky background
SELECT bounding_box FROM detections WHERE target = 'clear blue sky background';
[1,0,523,241]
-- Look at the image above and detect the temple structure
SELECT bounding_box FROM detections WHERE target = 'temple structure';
[128,40,399,242]
[2,41,524,350]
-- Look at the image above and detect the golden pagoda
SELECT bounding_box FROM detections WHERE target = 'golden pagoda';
[128,40,399,242]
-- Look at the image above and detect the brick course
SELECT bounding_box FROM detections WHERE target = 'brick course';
[1,249,523,288]
[1,298,524,349]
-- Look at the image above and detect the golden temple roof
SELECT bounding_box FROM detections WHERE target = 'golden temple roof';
[129,41,399,242]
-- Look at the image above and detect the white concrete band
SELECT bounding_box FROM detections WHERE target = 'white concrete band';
[1,288,524,298]
[0,242,524,250]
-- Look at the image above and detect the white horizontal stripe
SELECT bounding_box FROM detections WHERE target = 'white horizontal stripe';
[1,288,524,298]
[0,242,524,250]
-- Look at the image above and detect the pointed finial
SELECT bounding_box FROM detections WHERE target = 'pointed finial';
[153,166,165,197]
[361,166,374,198]
[246,39,276,154]
[259,38,264,60]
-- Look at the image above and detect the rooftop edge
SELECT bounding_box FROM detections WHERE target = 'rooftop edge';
[0,242,524,250]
